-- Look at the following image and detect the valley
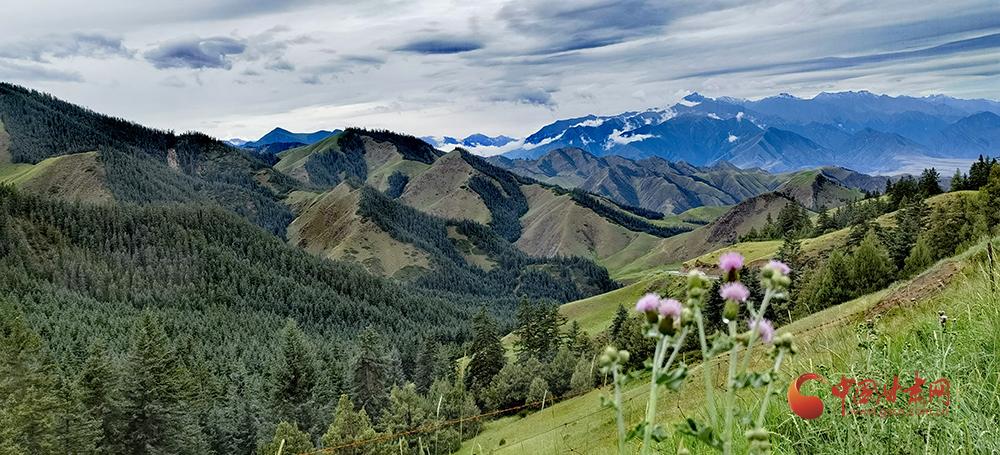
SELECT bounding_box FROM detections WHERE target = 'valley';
[0,82,998,455]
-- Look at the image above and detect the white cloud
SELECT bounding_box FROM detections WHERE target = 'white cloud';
[604,129,654,149]
[570,118,606,128]
[727,134,738,143]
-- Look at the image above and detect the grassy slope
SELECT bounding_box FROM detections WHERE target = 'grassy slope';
[686,191,979,269]
[516,184,663,277]
[286,182,432,278]
[460,237,997,454]
[0,144,115,204]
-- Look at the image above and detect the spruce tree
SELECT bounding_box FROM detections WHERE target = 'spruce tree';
[260,421,313,455]
[119,309,206,455]
[465,306,506,391]
[918,168,943,198]
[322,395,382,455]
[353,327,390,422]
[849,231,897,295]
[271,319,317,431]
[0,301,59,455]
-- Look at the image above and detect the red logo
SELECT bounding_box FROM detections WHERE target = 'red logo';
[788,373,826,419]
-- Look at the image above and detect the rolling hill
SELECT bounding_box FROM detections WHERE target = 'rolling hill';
[489,147,884,215]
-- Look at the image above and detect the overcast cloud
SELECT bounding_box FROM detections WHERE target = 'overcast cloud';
[0,0,998,144]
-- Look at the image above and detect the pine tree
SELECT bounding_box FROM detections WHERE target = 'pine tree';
[609,304,628,345]
[0,301,60,455]
[950,168,966,192]
[379,383,430,452]
[322,395,383,455]
[77,339,121,452]
[902,234,934,278]
[525,377,550,408]
[271,319,317,431]
[413,337,438,395]
[918,168,943,198]
[354,327,390,422]
[849,231,897,295]
[466,306,506,391]
[119,309,206,455]
[260,421,313,455]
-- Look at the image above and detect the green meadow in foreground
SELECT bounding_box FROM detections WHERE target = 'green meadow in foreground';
[461,236,1000,454]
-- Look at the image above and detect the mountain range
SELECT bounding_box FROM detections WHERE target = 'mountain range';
[494,91,1000,174]
[226,127,342,154]
[420,134,517,149]
[488,147,885,214]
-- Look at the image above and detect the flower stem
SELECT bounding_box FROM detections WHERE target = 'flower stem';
[695,306,719,429]
[641,336,668,455]
[613,364,627,455]
[755,349,785,429]
[723,319,739,455]
[739,289,774,377]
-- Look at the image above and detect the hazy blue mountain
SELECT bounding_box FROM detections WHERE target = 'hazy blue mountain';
[243,127,342,149]
[930,112,1000,158]
[500,91,1000,174]
[488,147,883,215]
[421,134,517,149]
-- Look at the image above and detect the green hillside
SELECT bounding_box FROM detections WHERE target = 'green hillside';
[460,235,1000,454]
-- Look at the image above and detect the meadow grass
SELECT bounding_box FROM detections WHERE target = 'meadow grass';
[459,237,1000,454]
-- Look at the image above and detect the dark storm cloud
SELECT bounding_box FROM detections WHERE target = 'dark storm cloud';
[681,32,1000,79]
[0,32,132,62]
[396,38,484,54]
[0,61,84,82]
[144,36,247,70]
[299,54,386,84]
[498,0,738,54]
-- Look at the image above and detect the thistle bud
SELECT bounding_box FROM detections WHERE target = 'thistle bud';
[723,300,739,321]
[657,315,676,336]
[618,350,630,364]
[645,310,659,324]
[680,308,693,326]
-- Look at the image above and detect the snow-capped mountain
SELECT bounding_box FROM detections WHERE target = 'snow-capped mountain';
[498,91,1000,174]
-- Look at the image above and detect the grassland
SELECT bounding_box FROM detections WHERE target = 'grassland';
[459,235,1000,454]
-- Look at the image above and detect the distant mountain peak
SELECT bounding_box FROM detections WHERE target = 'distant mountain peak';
[683,92,708,103]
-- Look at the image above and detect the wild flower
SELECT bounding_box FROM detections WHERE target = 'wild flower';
[719,252,744,272]
[604,259,797,455]
[720,282,750,302]
[765,260,790,276]
[658,298,683,319]
[636,293,660,312]
[749,318,775,343]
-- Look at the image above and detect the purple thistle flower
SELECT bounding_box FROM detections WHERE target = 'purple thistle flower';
[636,293,659,312]
[767,260,791,276]
[658,298,683,319]
[749,318,775,343]
[719,252,744,272]
[719,282,750,303]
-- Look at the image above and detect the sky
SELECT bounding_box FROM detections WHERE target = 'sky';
[1,0,999,143]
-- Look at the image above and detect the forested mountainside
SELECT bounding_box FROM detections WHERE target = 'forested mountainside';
[274,128,691,279]
[0,82,298,237]
[489,147,887,214]
[0,83,621,303]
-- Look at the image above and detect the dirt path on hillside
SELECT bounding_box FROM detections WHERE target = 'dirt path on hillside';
[865,261,962,319]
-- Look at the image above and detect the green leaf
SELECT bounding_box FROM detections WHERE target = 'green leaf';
[599,395,618,410]
[650,425,671,443]
[626,422,646,441]
[706,331,734,358]
[732,371,771,389]
[656,364,689,391]
[677,418,723,450]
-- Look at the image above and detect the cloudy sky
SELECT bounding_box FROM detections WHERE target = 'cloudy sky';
[2,0,999,142]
